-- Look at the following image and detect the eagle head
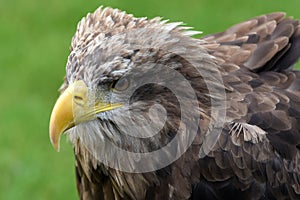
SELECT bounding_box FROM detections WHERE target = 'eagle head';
[49,7,225,173]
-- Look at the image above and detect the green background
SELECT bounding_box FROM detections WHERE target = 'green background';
[1,0,300,199]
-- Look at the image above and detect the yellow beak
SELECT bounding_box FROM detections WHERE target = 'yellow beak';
[49,80,122,151]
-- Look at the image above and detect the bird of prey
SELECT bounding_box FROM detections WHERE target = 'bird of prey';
[49,6,300,200]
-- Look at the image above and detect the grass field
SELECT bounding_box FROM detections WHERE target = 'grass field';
[1,0,300,199]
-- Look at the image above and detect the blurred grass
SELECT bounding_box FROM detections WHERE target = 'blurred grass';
[0,0,300,199]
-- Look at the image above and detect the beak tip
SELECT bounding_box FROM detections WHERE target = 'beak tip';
[50,134,61,152]
[55,145,60,152]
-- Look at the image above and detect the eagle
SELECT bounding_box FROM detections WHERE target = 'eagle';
[49,7,300,200]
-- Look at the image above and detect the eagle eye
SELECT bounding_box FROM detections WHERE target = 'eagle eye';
[111,77,130,91]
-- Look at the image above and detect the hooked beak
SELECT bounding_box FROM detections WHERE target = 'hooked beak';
[49,80,122,151]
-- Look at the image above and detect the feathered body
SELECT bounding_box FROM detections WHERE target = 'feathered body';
[54,7,300,200]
